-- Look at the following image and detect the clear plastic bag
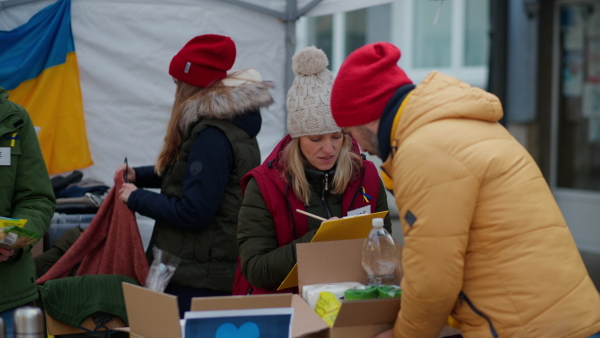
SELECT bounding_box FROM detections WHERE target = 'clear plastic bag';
[145,246,181,292]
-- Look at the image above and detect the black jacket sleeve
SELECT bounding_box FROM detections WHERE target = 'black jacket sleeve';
[127,127,234,230]
[134,166,161,188]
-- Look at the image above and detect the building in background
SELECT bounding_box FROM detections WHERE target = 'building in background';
[296,0,600,256]
[297,0,489,87]
[537,0,600,254]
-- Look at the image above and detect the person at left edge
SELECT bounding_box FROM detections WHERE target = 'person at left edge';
[116,35,274,315]
[0,87,55,338]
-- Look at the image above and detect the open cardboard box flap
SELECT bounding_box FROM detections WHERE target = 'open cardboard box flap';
[121,282,328,338]
[191,293,329,337]
[296,238,402,334]
[121,282,181,338]
[297,238,367,287]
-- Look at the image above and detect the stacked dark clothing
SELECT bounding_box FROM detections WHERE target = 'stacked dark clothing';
[51,171,109,214]
[51,170,84,194]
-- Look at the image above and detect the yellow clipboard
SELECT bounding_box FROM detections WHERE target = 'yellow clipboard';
[277,210,389,290]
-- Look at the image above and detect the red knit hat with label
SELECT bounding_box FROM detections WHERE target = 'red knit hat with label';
[331,42,412,127]
[169,34,236,88]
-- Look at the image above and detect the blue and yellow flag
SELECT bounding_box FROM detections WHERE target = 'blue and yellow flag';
[0,0,93,174]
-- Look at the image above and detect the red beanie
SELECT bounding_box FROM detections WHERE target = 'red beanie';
[169,34,236,88]
[331,42,412,127]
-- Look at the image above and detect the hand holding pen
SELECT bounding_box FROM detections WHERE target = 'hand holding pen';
[117,157,138,203]
[116,157,136,184]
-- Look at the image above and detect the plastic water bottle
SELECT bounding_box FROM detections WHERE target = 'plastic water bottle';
[361,218,399,286]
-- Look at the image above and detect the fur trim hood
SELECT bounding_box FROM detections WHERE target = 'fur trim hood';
[179,74,274,134]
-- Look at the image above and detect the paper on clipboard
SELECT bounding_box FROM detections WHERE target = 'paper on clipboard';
[277,210,388,290]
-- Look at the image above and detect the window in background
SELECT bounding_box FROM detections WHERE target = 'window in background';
[413,0,452,68]
[344,8,366,57]
[465,0,490,66]
[297,1,489,88]
[556,3,600,191]
[298,4,391,72]
[306,15,333,70]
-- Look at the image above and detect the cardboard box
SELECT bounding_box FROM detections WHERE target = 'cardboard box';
[296,238,402,338]
[279,210,389,290]
[297,239,463,338]
[120,282,329,338]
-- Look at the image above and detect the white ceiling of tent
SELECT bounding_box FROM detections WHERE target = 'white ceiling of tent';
[0,0,396,17]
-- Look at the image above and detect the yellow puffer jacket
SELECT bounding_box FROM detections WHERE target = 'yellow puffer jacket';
[381,72,600,338]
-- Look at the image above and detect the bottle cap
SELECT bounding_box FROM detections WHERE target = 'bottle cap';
[372,218,384,228]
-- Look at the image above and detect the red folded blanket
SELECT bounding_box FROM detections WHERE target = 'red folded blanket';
[37,172,149,286]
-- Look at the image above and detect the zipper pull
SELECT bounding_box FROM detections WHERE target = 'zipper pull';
[324,173,329,192]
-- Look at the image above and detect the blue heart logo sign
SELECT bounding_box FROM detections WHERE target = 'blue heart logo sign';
[215,322,260,338]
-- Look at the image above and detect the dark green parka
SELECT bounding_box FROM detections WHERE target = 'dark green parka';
[0,87,55,313]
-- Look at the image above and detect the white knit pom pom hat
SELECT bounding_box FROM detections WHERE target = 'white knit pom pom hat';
[286,46,341,138]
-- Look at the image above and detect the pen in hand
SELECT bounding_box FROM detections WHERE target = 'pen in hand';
[295,209,327,222]
[123,157,129,183]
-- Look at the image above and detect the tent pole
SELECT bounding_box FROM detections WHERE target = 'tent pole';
[220,0,286,20]
[220,0,322,135]
[283,0,322,134]
[282,0,298,135]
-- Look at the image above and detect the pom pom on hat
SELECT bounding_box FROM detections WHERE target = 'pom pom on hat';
[169,34,236,88]
[292,47,329,76]
[331,42,413,127]
[287,46,341,138]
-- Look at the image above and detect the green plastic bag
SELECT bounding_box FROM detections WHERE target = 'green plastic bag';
[0,225,40,250]
[344,286,379,300]
[378,285,402,299]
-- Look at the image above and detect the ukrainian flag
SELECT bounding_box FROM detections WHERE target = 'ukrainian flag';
[0,0,93,174]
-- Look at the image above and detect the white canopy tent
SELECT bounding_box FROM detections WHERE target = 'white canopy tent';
[0,0,393,186]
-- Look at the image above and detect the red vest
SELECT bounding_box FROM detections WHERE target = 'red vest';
[232,135,381,295]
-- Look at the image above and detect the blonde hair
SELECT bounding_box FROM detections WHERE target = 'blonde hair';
[156,80,236,174]
[281,134,362,205]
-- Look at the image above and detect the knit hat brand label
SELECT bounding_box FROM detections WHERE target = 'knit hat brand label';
[184,62,191,74]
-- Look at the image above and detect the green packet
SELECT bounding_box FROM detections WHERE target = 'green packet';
[344,285,402,301]
[378,285,402,299]
[0,226,40,250]
[344,286,379,300]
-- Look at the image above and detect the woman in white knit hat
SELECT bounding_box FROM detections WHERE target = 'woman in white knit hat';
[232,46,392,295]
